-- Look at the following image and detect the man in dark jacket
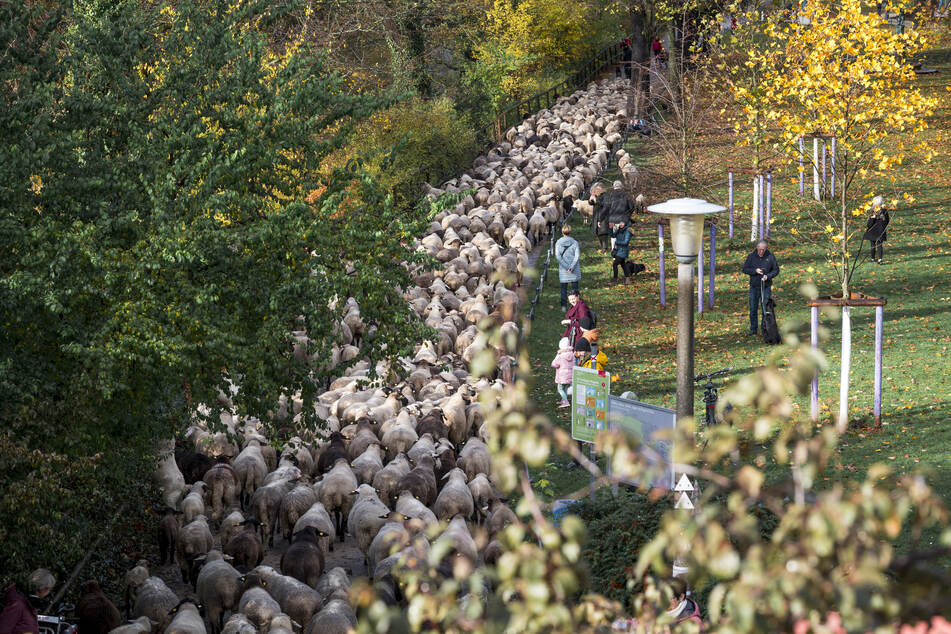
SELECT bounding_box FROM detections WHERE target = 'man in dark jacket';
[0,569,55,634]
[592,187,611,253]
[742,240,780,335]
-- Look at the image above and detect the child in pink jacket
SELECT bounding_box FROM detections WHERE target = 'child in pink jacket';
[551,337,575,408]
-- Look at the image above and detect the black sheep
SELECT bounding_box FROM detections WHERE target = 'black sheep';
[316,432,348,475]
[224,519,264,573]
[416,410,448,440]
[76,580,122,634]
[158,508,181,565]
[175,449,215,485]
[280,526,325,588]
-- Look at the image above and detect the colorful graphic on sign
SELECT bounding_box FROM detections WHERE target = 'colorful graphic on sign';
[571,366,611,443]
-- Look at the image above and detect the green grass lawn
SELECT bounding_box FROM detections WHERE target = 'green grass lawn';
[526,43,951,505]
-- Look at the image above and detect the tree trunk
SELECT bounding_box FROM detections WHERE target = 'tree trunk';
[629,8,649,117]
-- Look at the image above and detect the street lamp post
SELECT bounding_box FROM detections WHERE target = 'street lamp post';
[647,198,726,421]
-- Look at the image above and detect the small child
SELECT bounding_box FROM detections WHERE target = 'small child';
[551,337,575,408]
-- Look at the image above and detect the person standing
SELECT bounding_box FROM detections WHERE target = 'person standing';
[561,290,592,341]
[864,195,890,264]
[1,569,56,634]
[603,181,635,251]
[555,224,581,312]
[742,240,780,335]
[610,221,633,284]
[551,337,575,408]
[592,186,612,254]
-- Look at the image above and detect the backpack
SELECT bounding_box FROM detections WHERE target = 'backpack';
[587,308,598,327]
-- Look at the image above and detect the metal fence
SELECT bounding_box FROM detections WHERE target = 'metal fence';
[481,37,632,144]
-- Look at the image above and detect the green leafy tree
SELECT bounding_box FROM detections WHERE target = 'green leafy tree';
[0,0,430,580]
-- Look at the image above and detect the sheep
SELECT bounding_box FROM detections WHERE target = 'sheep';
[434,515,478,564]
[443,387,473,447]
[345,419,381,461]
[303,599,355,634]
[195,551,242,634]
[175,449,216,485]
[434,443,457,484]
[254,566,323,628]
[350,444,384,485]
[233,442,268,508]
[314,433,348,475]
[163,599,206,634]
[406,434,437,465]
[416,410,448,440]
[396,454,438,507]
[223,518,264,573]
[281,438,314,477]
[457,438,491,481]
[77,580,122,634]
[250,478,297,548]
[371,453,411,508]
[154,439,186,510]
[367,513,412,571]
[394,490,438,530]
[180,482,207,525]
[123,561,151,619]
[467,474,496,524]
[219,614,256,634]
[380,425,418,462]
[176,515,214,588]
[346,484,390,564]
[485,498,519,537]
[314,568,350,603]
[317,459,358,542]
[433,468,474,521]
[292,502,335,556]
[158,509,180,566]
[132,577,178,632]
[108,616,154,634]
[279,484,318,542]
[238,573,281,633]
[281,526,325,588]
[262,455,301,487]
[220,510,246,547]
[264,615,294,634]
[202,460,239,522]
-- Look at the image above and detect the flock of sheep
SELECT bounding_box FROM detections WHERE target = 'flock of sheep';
[123,77,633,634]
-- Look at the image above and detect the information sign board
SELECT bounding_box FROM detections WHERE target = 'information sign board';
[607,395,676,489]
[571,366,611,443]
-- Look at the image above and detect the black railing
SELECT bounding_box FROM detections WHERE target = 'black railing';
[481,37,632,144]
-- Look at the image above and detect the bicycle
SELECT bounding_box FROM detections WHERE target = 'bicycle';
[694,367,733,426]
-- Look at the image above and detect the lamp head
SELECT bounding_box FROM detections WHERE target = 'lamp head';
[647,198,726,262]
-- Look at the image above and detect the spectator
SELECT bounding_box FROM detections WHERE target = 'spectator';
[652,38,665,59]
[574,329,607,370]
[1,569,56,634]
[665,577,703,631]
[605,181,635,228]
[592,185,612,254]
[610,221,633,284]
[551,337,575,408]
[864,195,890,264]
[555,224,581,312]
[618,37,633,80]
[741,240,780,336]
[561,291,592,342]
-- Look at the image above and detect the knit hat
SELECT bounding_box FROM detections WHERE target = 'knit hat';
[574,337,592,353]
[558,337,571,351]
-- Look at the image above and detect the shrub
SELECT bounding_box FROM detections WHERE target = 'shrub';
[336,97,478,209]
[570,488,671,607]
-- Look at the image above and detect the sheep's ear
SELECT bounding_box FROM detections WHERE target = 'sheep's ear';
[239,575,246,583]
[261,580,267,587]
[441,471,451,480]
[223,554,234,562]
[317,531,328,537]
[291,620,301,630]
[349,489,359,495]
[378,514,390,520]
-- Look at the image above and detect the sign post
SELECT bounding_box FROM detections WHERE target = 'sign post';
[571,366,611,443]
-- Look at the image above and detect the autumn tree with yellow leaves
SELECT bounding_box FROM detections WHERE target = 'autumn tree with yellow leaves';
[729,0,936,430]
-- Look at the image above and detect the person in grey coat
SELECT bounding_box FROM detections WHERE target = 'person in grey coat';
[555,224,581,311]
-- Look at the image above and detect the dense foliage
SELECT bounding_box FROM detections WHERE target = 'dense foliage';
[0,0,432,581]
